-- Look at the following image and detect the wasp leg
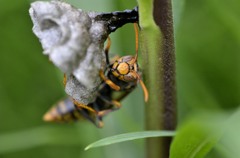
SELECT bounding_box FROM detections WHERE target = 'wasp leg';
[97,121,104,128]
[97,100,122,117]
[91,102,105,128]
[96,94,122,117]
[99,70,121,91]
[74,102,104,128]
[72,99,97,114]
[104,38,120,65]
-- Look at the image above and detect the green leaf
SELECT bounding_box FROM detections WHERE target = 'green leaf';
[85,131,175,150]
[170,119,221,158]
[170,109,240,158]
[215,108,240,158]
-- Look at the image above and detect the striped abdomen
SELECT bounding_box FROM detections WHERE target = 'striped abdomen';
[43,98,103,127]
[43,98,85,122]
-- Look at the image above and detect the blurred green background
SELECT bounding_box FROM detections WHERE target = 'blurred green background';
[0,0,240,158]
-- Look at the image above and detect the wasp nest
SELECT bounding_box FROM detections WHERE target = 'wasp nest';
[29,1,109,104]
[29,1,138,105]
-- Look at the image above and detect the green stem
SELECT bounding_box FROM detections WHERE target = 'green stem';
[137,0,177,158]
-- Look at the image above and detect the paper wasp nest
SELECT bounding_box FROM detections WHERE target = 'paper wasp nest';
[29,1,108,104]
[29,1,138,105]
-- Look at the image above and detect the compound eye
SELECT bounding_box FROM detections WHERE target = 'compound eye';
[123,72,137,82]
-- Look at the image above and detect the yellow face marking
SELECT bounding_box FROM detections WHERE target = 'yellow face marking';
[112,71,119,77]
[112,62,118,69]
[117,63,129,75]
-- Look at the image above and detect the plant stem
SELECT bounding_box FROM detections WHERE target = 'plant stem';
[138,0,177,157]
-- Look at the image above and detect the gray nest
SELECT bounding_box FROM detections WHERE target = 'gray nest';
[29,1,138,105]
[29,1,109,104]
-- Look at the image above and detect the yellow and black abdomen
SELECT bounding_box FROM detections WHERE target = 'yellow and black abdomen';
[43,97,104,127]
[43,98,84,122]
